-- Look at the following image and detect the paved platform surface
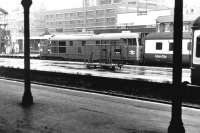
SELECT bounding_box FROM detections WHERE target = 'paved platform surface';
[0,79,199,133]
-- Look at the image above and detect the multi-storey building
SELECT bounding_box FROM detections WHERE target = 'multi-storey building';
[84,0,172,7]
[45,4,119,33]
[44,1,170,34]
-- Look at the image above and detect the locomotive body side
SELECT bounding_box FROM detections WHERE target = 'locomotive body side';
[40,33,143,64]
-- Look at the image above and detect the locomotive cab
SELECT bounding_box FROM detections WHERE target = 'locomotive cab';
[191,16,200,85]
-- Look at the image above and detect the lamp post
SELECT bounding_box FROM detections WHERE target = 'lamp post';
[21,0,33,106]
[168,0,185,132]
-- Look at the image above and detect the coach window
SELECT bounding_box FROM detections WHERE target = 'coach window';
[196,37,200,57]
[156,42,162,50]
[96,40,100,45]
[169,42,173,51]
[70,41,73,46]
[128,39,137,45]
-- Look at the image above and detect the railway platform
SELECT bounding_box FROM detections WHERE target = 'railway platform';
[0,79,199,132]
[0,53,40,58]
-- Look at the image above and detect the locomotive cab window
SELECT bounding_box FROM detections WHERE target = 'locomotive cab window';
[196,37,200,57]
[156,42,162,50]
[70,41,73,46]
[128,38,137,46]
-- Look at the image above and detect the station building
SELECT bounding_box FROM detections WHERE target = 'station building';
[156,15,197,33]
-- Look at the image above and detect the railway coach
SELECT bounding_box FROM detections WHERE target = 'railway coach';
[144,32,192,66]
[40,32,144,64]
[191,16,200,85]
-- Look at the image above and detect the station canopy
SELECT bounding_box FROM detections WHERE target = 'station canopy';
[193,16,200,29]
[0,8,8,15]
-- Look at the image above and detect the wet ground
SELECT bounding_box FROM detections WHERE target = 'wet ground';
[0,79,199,133]
[0,58,191,83]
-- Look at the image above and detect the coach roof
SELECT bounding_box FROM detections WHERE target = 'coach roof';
[145,32,192,40]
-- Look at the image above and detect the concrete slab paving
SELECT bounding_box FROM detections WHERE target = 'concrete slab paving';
[0,79,198,133]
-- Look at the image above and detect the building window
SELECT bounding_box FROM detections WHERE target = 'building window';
[113,0,121,3]
[56,28,63,32]
[170,23,173,32]
[156,42,162,50]
[106,17,116,25]
[96,18,105,26]
[86,11,95,17]
[165,23,170,32]
[99,0,112,5]
[77,12,84,17]
[128,1,136,5]
[70,12,76,18]
[65,13,70,18]
[169,42,173,51]
[160,23,165,32]
[56,14,64,19]
[96,10,104,16]
[187,42,191,50]
[106,9,115,15]
[183,24,190,32]
[87,19,96,26]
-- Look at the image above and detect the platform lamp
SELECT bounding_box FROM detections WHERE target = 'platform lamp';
[21,0,33,106]
[168,0,185,132]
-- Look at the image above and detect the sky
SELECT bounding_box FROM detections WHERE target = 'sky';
[1,0,200,13]
[0,0,83,12]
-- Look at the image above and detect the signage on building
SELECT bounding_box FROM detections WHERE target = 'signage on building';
[117,10,171,26]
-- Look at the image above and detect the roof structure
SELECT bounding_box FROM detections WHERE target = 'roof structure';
[0,8,8,15]
[156,15,197,23]
[192,16,200,29]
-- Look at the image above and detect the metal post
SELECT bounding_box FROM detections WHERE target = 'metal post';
[168,0,185,132]
[21,0,33,106]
